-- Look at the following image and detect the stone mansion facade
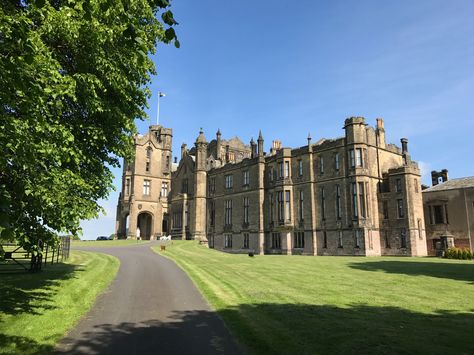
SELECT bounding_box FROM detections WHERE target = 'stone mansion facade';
[115,117,428,256]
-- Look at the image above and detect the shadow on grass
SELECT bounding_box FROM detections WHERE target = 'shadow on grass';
[0,333,53,355]
[0,262,81,316]
[349,260,474,284]
[51,304,474,355]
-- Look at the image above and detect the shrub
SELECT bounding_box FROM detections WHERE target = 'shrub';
[445,247,473,260]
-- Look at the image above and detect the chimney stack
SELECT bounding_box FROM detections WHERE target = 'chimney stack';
[401,138,408,154]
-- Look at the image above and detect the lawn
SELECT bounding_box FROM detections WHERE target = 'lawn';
[72,239,149,247]
[0,251,119,355]
[155,241,474,354]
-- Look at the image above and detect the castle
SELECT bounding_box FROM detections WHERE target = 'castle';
[115,117,428,256]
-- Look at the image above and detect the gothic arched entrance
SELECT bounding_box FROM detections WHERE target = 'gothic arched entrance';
[137,212,153,240]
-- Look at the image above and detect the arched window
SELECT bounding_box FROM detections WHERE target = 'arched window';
[146,147,152,159]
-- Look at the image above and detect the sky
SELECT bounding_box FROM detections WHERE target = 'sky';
[80,0,474,239]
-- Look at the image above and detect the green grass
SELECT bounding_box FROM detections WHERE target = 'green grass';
[72,239,149,247]
[0,251,119,354]
[154,241,474,354]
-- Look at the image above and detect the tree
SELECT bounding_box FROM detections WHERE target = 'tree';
[0,0,178,250]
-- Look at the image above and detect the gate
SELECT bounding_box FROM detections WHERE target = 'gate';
[0,236,71,273]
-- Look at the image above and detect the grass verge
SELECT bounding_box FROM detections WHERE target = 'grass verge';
[72,239,149,247]
[154,241,474,354]
[0,251,119,354]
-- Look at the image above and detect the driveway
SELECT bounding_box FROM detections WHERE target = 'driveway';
[55,242,242,354]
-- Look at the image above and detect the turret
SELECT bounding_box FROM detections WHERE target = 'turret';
[344,116,366,144]
[195,128,207,171]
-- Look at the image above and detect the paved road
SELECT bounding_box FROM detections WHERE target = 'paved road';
[56,242,242,355]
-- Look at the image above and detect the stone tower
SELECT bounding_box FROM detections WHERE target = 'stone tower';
[115,125,173,240]
[192,129,208,243]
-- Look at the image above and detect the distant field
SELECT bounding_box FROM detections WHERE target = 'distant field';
[155,241,474,354]
[0,251,119,355]
[72,239,150,247]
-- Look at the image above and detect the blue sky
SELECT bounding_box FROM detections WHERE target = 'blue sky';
[80,0,474,239]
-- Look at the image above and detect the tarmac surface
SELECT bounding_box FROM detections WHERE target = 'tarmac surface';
[55,242,242,355]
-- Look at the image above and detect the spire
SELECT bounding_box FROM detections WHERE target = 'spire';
[257,130,264,157]
[216,128,221,137]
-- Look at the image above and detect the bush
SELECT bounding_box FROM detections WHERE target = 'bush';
[445,247,473,260]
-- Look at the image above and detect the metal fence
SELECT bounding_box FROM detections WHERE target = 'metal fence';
[0,236,71,273]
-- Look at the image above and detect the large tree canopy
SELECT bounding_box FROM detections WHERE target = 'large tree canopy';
[0,0,178,249]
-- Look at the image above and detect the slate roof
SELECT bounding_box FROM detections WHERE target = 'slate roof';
[423,176,474,192]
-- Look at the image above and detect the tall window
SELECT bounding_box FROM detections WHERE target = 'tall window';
[400,228,407,248]
[277,191,284,222]
[294,232,305,248]
[352,183,358,218]
[145,161,150,172]
[243,233,250,249]
[350,149,355,168]
[166,155,170,169]
[225,200,233,226]
[278,162,284,179]
[298,160,303,176]
[338,231,343,248]
[432,205,447,224]
[321,187,326,220]
[396,178,402,192]
[209,177,216,193]
[225,234,233,248]
[397,199,404,218]
[271,232,281,249]
[173,210,182,228]
[143,180,151,195]
[210,201,215,226]
[383,200,389,219]
[358,182,366,218]
[243,197,250,224]
[320,157,324,174]
[243,170,250,186]
[270,193,274,223]
[284,161,290,178]
[323,231,327,248]
[418,219,423,240]
[146,147,152,159]
[225,174,233,189]
[161,182,168,198]
[125,178,130,195]
[355,229,361,248]
[336,185,341,219]
[298,190,304,221]
[355,148,363,167]
[285,190,291,221]
[384,230,390,248]
[335,153,340,171]
[181,178,188,193]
